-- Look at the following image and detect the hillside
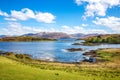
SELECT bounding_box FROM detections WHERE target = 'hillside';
[23,32,71,39]
[71,33,100,38]
[83,34,120,44]
[0,36,56,42]
[0,35,11,38]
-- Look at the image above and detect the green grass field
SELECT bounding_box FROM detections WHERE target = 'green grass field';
[0,56,83,80]
[0,49,120,80]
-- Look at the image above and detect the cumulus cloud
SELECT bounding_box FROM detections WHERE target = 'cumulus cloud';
[0,8,56,23]
[10,8,35,21]
[75,0,120,18]
[35,12,55,23]
[93,16,120,33]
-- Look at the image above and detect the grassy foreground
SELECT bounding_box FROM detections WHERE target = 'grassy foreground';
[97,48,120,63]
[0,48,120,80]
[0,56,82,80]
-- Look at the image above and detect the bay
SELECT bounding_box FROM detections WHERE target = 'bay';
[0,39,120,62]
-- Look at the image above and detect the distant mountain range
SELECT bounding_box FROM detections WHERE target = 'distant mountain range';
[70,33,100,38]
[0,32,101,39]
[23,32,71,39]
[0,35,11,38]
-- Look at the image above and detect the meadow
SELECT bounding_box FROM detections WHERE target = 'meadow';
[0,48,120,80]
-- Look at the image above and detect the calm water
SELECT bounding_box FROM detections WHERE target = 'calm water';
[0,39,120,62]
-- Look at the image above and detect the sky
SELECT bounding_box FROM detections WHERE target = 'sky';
[0,0,120,35]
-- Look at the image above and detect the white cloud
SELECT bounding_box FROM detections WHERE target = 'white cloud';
[0,8,56,23]
[75,0,120,18]
[75,0,82,6]
[4,17,17,21]
[81,24,88,27]
[0,10,9,17]
[93,16,120,33]
[61,25,107,34]
[0,22,60,35]
[0,22,42,35]
[35,12,55,23]
[10,8,35,21]
[0,22,107,35]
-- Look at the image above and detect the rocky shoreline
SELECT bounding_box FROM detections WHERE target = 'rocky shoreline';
[1,47,120,64]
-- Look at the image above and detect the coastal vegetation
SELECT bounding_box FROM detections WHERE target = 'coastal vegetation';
[96,48,120,62]
[0,48,120,80]
[84,34,120,44]
[0,36,56,42]
[83,48,120,63]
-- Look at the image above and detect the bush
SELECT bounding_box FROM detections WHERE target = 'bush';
[15,54,32,60]
[6,52,14,56]
[15,54,24,59]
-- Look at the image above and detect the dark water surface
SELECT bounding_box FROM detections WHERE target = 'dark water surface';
[0,39,120,62]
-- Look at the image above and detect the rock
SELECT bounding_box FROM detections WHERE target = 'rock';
[83,57,96,62]
[72,43,82,45]
[83,50,97,57]
[0,51,6,55]
[67,48,83,52]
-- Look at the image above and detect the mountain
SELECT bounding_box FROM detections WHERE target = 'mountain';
[23,32,71,39]
[0,33,102,39]
[0,35,11,38]
[23,32,101,39]
[70,33,100,38]
[70,33,85,38]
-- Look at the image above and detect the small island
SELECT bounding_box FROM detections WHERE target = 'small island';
[73,34,120,46]
[83,34,120,45]
[0,36,57,42]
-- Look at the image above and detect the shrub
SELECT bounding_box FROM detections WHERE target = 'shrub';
[6,52,14,56]
[15,54,24,59]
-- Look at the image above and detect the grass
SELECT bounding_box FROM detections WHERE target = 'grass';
[97,48,120,62]
[0,56,82,80]
[0,49,120,80]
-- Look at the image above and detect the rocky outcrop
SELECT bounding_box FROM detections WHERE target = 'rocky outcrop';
[66,48,83,52]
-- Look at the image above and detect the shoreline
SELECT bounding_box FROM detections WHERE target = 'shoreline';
[0,48,120,67]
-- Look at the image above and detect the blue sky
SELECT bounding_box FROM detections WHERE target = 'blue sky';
[0,0,120,35]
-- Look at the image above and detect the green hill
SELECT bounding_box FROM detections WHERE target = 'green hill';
[84,34,120,44]
[0,36,56,42]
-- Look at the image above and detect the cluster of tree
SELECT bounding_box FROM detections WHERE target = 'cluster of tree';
[85,35,120,44]
[0,36,56,42]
